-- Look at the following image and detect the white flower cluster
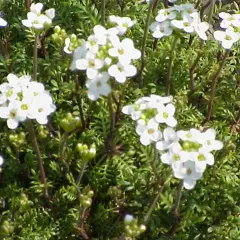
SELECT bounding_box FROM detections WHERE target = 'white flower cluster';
[123,95,223,190]
[159,128,223,189]
[122,95,177,146]
[69,16,141,101]
[22,3,55,30]
[150,3,209,40]
[214,12,240,49]
[0,74,56,129]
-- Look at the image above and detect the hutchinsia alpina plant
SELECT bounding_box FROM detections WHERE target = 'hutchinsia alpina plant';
[21,3,55,30]
[123,95,223,190]
[150,3,209,40]
[214,12,240,49]
[68,15,141,101]
[0,74,56,129]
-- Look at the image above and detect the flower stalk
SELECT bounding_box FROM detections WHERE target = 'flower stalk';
[33,33,39,82]
[189,41,204,99]
[75,74,86,130]
[101,0,106,26]
[168,179,183,237]
[138,0,157,87]
[204,50,229,123]
[27,120,50,201]
[166,36,178,95]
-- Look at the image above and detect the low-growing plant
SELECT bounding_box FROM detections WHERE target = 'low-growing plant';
[0,0,240,239]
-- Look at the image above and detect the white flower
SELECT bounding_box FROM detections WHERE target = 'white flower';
[192,149,214,172]
[177,128,201,142]
[108,61,137,83]
[76,52,104,79]
[136,119,162,146]
[86,72,111,101]
[156,127,179,150]
[160,143,187,165]
[30,3,43,14]
[148,95,173,108]
[214,29,240,49]
[173,160,202,190]
[93,25,119,45]
[86,35,99,54]
[218,12,240,29]
[0,17,7,27]
[155,104,177,127]
[108,16,135,35]
[0,101,25,129]
[28,92,56,124]
[150,21,173,39]
[69,42,87,71]
[156,9,176,23]
[108,38,141,64]
[45,8,55,20]
[122,99,148,120]
[197,129,223,151]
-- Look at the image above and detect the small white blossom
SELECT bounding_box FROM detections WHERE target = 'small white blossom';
[86,72,111,101]
[214,29,239,49]
[136,119,162,146]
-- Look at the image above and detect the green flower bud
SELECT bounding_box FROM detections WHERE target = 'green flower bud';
[54,25,61,33]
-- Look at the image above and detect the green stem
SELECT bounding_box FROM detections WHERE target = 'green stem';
[75,74,86,130]
[189,41,204,98]
[77,162,88,188]
[108,94,115,137]
[204,50,229,123]
[168,180,183,237]
[101,0,106,26]
[166,36,178,95]
[33,33,39,82]
[59,132,70,171]
[138,0,156,88]
[27,120,50,201]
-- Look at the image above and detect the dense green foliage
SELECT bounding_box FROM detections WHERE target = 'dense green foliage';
[0,0,240,239]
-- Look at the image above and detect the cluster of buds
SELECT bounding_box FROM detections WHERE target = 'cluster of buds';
[122,95,177,146]
[124,214,146,238]
[68,15,140,101]
[0,74,56,129]
[150,3,209,40]
[1,220,14,235]
[21,3,55,30]
[8,132,26,148]
[78,187,94,207]
[76,143,96,162]
[214,12,240,49]
[123,95,223,190]
[159,128,223,189]
[51,25,67,47]
[59,113,81,133]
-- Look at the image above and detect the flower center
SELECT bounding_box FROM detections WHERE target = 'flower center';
[197,154,205,161]
[148,129,154,134]
[21,104,28,110]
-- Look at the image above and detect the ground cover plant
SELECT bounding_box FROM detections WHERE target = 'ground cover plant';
[0,0,240,239]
